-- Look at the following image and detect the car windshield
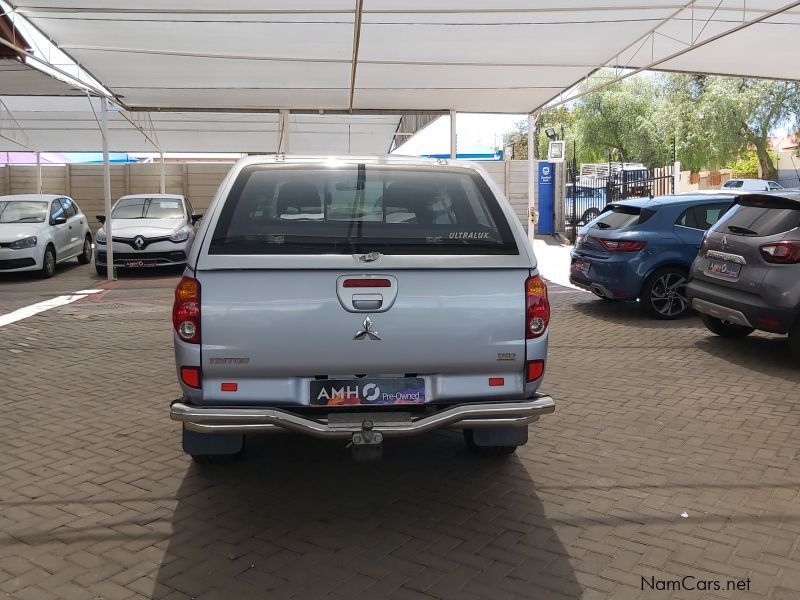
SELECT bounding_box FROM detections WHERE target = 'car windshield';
[0,200,48,223]
[723,180,744,188]
[112,197,185,219]
[210,164,518,255]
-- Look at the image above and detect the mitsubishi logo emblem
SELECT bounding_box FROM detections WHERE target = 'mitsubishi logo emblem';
[353,316,381,341]
[133,235,146,250]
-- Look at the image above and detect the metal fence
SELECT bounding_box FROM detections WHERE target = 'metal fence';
[565,163,674,241]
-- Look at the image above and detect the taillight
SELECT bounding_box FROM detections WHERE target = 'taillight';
[526,275,550,339]
[526,360,544,382]
[180,366,201,389]
[596,238,647,252]
[760,241,800,264]
[173,275,200,343]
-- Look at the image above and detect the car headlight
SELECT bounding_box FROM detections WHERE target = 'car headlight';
[9,236,37,250]
[96,230,106,244]
[170,228,190,243]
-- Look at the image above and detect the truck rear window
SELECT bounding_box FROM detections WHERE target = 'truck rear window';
[209,165,518,255]
[723,196,800,237]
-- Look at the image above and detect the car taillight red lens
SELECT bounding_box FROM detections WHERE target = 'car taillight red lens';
[526,360,545,382]
[173,275,201,343]
[180,366,201,389]
[760,241,800,264]
[596,238,647,252]
[526,275,550,339]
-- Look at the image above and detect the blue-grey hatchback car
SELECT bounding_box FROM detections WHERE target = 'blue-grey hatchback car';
[569,195,734,319]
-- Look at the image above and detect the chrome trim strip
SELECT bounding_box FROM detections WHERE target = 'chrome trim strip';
[706,250,747,265]
[171,396,555,439]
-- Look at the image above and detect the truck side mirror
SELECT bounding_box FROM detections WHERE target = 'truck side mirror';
[191,213,202,224]
[96,214,106,224]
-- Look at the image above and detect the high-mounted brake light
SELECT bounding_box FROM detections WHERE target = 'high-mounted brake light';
[173,275,201,343]
[525,275,550,339]
[343,278,392,288]
[596,238,647,252]
[760,241,800,264]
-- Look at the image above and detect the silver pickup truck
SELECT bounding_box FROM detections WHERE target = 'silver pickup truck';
[170,155,554,461]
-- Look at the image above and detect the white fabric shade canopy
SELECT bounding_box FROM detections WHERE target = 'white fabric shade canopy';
[0,58,84,96]
[0,96,405,153]
[2,1,723,113]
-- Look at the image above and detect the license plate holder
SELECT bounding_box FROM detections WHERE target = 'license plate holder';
[125,259,156,268]
[574,260,590,274]
[707,259,741,279]
[310,377,426,406]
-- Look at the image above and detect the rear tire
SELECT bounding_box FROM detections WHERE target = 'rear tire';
[40,245,56,278]
[641,267,690,320]
[787,320,800,361]
[701,314,754,339]
[77,235,92,264]
[95,264,107,277]
[463,429,517,457]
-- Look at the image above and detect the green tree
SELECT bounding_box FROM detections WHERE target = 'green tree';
[571,75,672,167]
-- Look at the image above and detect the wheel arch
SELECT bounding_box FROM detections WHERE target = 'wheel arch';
[638,261,691,297]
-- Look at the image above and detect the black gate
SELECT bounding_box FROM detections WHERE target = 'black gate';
[565,148,675,243]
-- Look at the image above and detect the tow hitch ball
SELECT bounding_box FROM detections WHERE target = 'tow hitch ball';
[350,420,383,461]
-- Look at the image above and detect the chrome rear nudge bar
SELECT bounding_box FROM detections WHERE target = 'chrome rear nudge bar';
[171,395,555,438]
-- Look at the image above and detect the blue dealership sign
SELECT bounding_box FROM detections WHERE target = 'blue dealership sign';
[536,161,554,235]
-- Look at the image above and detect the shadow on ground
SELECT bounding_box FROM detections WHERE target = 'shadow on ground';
[153,431,582,599]
[569,296,699,329]
[694,333,800,382]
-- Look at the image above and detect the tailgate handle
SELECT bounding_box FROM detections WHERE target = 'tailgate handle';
[352,294,383,310]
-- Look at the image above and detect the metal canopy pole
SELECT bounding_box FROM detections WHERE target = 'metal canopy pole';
[159,151,166,193]
[36,152,42,193]
[278,109,290,153]
[527,113,536,243]
[101,97,113,282]
[449,110,457,159]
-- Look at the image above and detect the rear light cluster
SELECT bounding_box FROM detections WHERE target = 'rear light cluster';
[525,275,550,339]
[760,241,800,264]
[173,276,201,343]
[596,238,647,252]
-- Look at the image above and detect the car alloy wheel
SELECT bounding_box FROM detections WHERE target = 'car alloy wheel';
[645,269,689,319]
[41,246,56,278]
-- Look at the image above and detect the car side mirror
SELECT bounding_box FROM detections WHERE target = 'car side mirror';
[53,216,68,226]
[96,214,106,224]
[191,213,202,224]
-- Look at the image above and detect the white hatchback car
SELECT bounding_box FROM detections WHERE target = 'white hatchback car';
[95,194,201,276]
[722,178,784,191]
[0,194,92,277]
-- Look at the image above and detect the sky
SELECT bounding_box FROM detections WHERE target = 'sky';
[393,114,526,156]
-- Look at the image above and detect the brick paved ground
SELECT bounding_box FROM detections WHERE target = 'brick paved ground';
[1,266,799,599]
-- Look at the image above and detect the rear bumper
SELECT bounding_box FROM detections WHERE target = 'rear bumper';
[569,252,641,300]
[170,394,555,438]
[687,279,798,334]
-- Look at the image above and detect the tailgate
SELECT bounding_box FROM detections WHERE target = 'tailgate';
[198,268,530,403]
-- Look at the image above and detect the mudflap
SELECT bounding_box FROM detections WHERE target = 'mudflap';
[469,426,528,447]
[182,425,244,455]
